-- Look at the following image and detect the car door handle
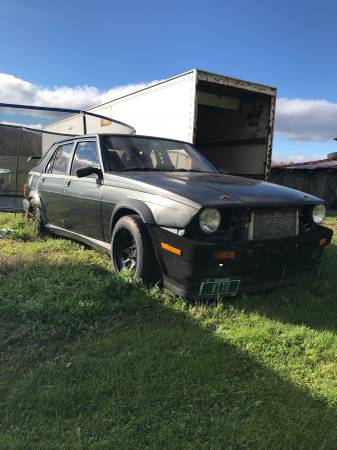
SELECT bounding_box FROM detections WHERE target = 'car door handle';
[39,177,45,184]
[64,179,71,187]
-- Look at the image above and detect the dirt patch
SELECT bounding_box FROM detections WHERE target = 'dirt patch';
[0,253,34,268]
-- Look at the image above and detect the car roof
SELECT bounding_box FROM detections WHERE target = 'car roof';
[51,133,192,146]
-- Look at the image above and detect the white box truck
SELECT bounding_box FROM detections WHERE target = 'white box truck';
[0,70,276,212]
[43,69,276,180]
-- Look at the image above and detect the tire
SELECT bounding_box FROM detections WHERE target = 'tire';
[111,215,160,283]
[27,200,46,236]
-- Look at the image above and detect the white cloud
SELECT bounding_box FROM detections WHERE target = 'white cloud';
[0,73,157,119]
[276,97,337,142]
[0,120,42,129]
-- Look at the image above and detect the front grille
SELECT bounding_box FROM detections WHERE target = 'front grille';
[249,209,299,240]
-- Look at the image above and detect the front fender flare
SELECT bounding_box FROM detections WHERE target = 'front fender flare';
[110,199,156,231]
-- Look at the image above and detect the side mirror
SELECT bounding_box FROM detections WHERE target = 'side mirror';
[76,166,103,179]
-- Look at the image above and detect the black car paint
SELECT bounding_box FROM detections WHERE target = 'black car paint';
[64,175,104,240]
[25,134,333,298]
[104,171,320,208]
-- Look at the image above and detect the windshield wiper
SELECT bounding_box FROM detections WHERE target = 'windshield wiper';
[120,168,211,173]
[167,169,211,173]
[121,167,164,172]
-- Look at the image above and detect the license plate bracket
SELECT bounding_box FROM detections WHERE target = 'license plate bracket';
[199,278,240,297]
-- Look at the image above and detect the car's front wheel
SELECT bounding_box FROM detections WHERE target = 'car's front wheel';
[111,215,159,283]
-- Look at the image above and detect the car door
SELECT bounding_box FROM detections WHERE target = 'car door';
[64,140,104,241]
[38,142,74,228]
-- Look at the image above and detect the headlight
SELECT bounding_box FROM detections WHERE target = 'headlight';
[199,208,221,234]
[313,204,326,224]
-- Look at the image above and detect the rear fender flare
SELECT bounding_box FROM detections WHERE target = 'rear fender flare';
[29,192,42,208]
[28,193,46,222]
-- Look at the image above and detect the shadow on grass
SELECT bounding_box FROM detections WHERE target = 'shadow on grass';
[1,257,337,449]
[232,243,337,333]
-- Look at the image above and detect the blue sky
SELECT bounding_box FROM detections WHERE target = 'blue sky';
[1,0,337,161]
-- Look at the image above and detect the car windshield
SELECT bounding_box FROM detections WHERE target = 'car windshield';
[101,135,217,173]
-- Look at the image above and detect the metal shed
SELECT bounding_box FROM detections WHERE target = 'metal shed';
[0,105,133,212]
[271,156,337,209]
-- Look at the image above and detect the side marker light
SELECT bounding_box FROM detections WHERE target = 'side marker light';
[161,242,182,256]
[214,250,236,260]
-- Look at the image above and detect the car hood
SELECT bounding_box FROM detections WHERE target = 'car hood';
[105,171,322,207]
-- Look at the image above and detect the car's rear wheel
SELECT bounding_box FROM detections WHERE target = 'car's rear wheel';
[111,215,159,283]
[27,200,46,236]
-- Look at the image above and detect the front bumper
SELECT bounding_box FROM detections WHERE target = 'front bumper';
[150,225,333,298]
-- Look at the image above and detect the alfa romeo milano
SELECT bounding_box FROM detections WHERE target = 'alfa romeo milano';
[24,133,333,298]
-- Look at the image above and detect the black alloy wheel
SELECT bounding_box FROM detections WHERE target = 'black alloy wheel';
[113,228,138,272]
[111,215,160,283]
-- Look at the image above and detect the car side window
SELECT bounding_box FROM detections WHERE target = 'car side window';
[70,141,100,176]
[50,143,74,175]
[45,149,57,174]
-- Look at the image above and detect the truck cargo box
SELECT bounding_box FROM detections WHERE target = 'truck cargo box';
[43,69,277,179]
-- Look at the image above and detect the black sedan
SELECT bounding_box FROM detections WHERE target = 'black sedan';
[24,133,333,298]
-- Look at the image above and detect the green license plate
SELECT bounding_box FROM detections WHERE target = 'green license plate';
[199,278,240,297]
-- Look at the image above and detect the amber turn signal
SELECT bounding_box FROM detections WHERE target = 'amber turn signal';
[320,238,328,246]
[161,242,182,256]
[214,250,236,260]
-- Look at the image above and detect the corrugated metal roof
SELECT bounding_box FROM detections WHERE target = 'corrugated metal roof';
[273,158,337,170]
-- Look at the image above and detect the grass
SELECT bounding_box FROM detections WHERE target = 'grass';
[1,212,337,449]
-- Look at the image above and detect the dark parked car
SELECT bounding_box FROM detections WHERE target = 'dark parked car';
[24,133,333,298]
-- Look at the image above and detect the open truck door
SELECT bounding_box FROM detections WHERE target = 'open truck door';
[0,103,135,213]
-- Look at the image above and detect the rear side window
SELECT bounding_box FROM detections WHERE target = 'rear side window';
[45,148,57,173]
[49,143,74,175]
[71,141,100,176]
